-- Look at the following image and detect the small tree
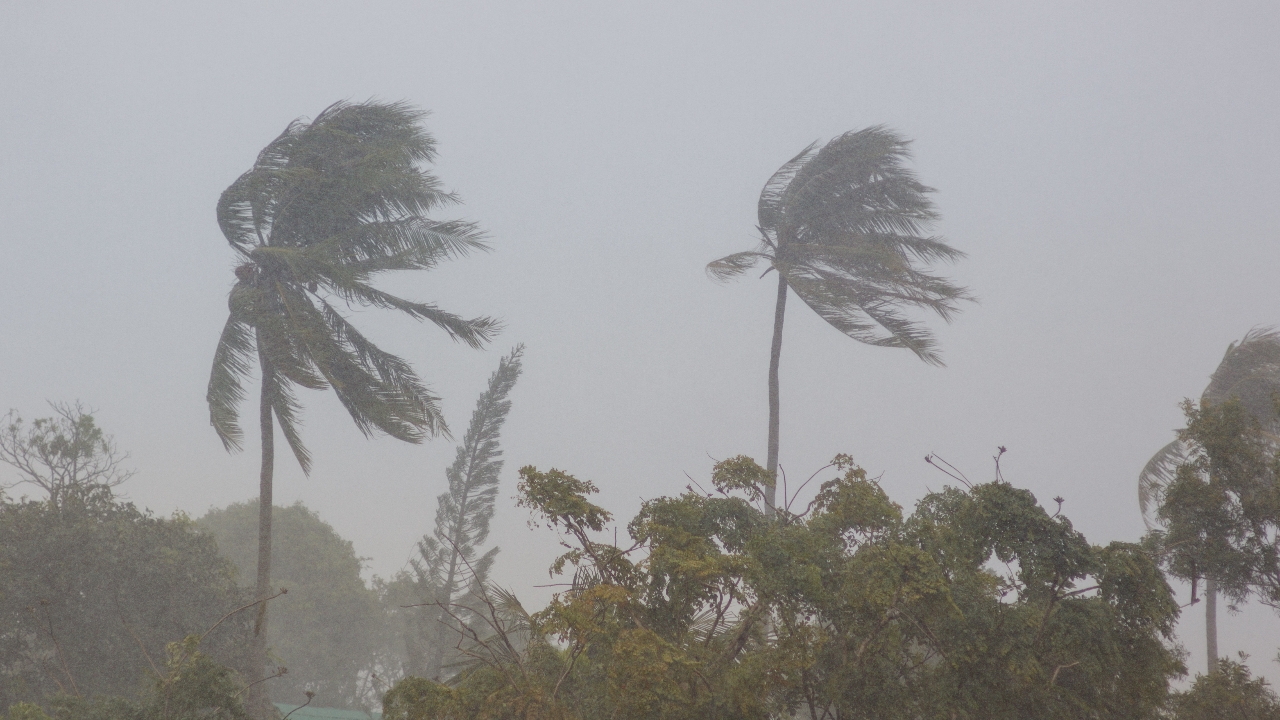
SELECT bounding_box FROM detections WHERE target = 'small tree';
[393,345,524,680]
[0,402,132,505]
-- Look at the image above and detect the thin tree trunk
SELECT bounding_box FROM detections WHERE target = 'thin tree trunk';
[1205,578,1218,674]
[765,271,788,516]
[249,369,275,718]
[426,487,468,680]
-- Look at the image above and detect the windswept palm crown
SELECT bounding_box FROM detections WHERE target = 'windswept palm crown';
[207,101,498,473]
[1138,327,1280,527]
[708,126,971,363]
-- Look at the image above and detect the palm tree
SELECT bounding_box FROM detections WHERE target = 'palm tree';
[205,101,497,714]
[1138,327,1280,674]
[707,126,971,513]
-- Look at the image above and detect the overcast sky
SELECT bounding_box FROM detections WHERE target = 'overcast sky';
[4,1,1279,681]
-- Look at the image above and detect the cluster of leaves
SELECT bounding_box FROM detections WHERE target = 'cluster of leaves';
[384,457,1185,719]
[1151,398,1280,611]
[0,491,251,709]
[1166,657,1280,720]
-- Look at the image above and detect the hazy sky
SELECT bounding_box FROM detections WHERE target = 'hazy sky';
[4,1,1279,680]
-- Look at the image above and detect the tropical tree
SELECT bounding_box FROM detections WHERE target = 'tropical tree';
[1138,327,1280,672]
[205,100,497,715]
[707,127,971,513]
[392,345,524,681]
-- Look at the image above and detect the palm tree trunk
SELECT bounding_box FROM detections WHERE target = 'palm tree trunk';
[765,271,788,516]
[248,369,275,718]
[1206,578,1218,674]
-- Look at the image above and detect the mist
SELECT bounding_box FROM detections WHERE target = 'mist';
[4,1,1280,715]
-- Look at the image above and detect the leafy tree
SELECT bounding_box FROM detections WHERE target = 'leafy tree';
[385,456,1184,719]
[7,636,253,720]
[1139,328,1280,672]
[0,492,249,710]
[707,128,971,513]
[197,500,385,711]
[0,402,133,506]
[390,345,524,681]
[1167,656,1280,720]
[205,100,498,714]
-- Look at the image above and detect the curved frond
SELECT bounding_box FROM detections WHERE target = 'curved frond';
[334,283,501,350]
[206,310,256,452]
[706,251,770,282]
[758,142,818,233]
[261,363,312,475]
[1138,439,1190,530]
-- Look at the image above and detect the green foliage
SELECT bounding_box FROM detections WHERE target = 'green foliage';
[390,346,524,680]
[0,493,248,709]
[196,501,383,710]
[1152,399,1280,607]
[207,100,498,471]
[1168,658,1280,720]
[385,456,1185,719]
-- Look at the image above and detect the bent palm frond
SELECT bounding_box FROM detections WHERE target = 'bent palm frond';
[1138,439,1189,529]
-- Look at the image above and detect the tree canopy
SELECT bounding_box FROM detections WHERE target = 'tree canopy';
[197,500,385,711]
[384,456,1184,720]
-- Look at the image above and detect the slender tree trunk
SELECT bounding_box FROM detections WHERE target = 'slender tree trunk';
[765,271,788,516]
[1205,578,1218,674]
[426,488,468,680]
[248,370,275,718]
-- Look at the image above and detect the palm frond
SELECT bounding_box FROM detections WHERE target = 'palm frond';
[1138,439,1190,530]
[261,361,313,475]
[334,283,501,350]
[758,142,818,233]
[1204,326,1280,428]
[706,250,770,282]
[206,310,256,452]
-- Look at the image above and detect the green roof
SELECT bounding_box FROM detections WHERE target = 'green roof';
[274,702,381,720]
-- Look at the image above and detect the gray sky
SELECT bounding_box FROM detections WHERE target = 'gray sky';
[4,1,1280,680]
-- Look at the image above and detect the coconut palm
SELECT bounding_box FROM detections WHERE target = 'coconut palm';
[1138,327,1280,673]
[206,101,497,713]
[708,126,971,513]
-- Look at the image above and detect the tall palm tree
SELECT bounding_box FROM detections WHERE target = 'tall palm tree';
[206,101,497,714]
[708,126,971,513]
[1138,327,1280,674]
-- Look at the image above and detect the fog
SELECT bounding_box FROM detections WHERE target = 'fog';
[4,0,1280,689]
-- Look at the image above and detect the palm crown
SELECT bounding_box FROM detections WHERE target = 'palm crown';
[207,101,498,473]
[709,126,970,364]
